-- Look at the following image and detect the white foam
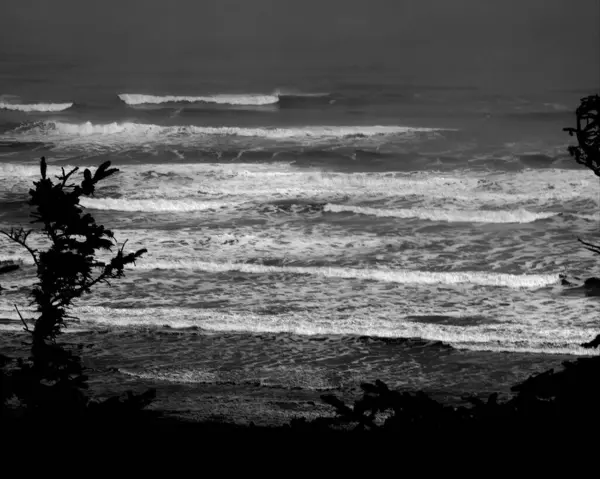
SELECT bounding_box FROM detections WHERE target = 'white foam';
[324,204,556,223]
[80,197,243,212]
[0,163,43,177]
[0,323,26,332]
[10,305,589,356]
[134,260,557,288]
[118,93,279,106]
[3,161,597,215]
[113,166,594,208]
[0,102,73,112]
[572,213,600,221]
[10,121,442,140]
[456,342,595,356]
[0,252,28,264]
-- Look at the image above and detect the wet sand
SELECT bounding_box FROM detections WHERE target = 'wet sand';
[0,327,576,426]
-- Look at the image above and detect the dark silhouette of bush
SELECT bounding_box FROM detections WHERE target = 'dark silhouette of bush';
[1,157,154,423]
[564,94,600,176]
[564,95,600,276]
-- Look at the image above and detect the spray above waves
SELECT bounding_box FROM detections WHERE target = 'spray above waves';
[0,102,73,112]
[118,93,279,106]
[324,204,557,223]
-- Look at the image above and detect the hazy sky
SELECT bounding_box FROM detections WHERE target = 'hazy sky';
[1,0,599,91]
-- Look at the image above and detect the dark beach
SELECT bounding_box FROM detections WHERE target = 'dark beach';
[1,326,576,427]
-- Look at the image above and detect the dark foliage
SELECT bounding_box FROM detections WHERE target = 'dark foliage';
[567,96,600,352]
[292,353,600,433]
[564,95,600,256]
[582,334,600,349]
[564,95,600,176]
[1,157,154,421]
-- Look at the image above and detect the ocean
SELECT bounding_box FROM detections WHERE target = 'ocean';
[1,58,599,423]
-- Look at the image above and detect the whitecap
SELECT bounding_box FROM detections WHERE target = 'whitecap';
[118,93,279,106]
[0,102,73,112]
[134,260,558,288]
[324,203,557,223]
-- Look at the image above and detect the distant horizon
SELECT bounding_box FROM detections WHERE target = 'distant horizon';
[1,0,598,94]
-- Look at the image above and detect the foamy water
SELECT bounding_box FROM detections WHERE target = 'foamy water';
[2,156,600,356]
[8,120,441,140]
[1,84,599,412]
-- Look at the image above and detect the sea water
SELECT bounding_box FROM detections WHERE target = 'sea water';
[1,59,599,420]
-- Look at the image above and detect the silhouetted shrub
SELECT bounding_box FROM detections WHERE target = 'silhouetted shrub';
[1,157,154,422]
[564,94,600,175]
[564,95,600,264]
[565,96,600,350]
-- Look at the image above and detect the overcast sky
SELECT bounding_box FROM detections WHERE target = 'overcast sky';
[1,0,598,91]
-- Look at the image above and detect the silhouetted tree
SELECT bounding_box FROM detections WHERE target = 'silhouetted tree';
[564,95,600,263]
[563,95,600,349]
[564,95,600,176]
[1,157,151,421]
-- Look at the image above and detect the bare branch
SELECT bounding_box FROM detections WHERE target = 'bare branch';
[578,237,600,255]
[60,166,80,187]
[0,228,39,267]
[14,304,32,333]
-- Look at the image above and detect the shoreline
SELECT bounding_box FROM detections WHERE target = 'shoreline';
[3,326,577,427]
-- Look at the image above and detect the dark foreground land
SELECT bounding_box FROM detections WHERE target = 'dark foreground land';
[1,327,587,426]
[5,352,600,444]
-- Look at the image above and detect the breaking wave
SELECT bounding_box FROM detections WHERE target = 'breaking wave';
[80,198,243,212]
[78,196,555,222]
[0,102,73,112]
[118,90,333,107]
[0,163,45,177]
[6,121,440,140]
[0,303,594,356]
[134,260,558,288]
[118,93,279,106]
[324,204,557,223]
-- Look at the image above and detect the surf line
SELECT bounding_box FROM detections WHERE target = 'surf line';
[139,260,558,289]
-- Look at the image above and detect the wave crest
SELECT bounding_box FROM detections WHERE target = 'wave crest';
[0,102,73,112]
[80,198,243,212]
[134,260,558,289]
[118,93,279,106]
[118,91,333,107]
[324,204,557,223]
[9,121,440,140]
